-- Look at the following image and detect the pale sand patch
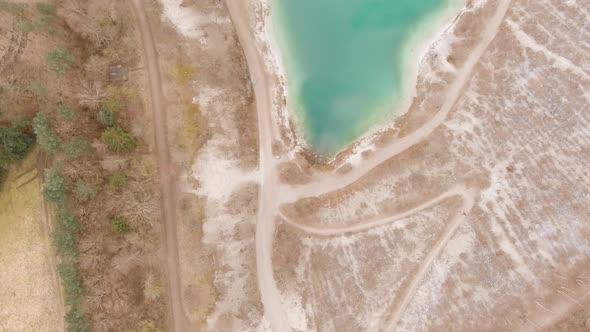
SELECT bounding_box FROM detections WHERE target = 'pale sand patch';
[159,0,231,45]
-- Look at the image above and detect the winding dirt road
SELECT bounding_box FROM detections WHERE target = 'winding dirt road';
[224,1,513,331]
[130,1,189,331]
[282,184,474,237]
[223,0,514,331]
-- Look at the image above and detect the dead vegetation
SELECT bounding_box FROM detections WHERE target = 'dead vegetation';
[1,0,166,330]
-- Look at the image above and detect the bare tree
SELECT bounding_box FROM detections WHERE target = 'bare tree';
[77,81,107,111]
[84,55,109,79]
[122,191,157,227]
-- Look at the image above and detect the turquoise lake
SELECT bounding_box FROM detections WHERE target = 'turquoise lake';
[271,0,454,154]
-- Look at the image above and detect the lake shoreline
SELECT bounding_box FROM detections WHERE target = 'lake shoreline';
[263,0,467,158]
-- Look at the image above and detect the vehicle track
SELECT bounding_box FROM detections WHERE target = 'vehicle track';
[382,187,477,332]
[281,184,473,237]
[130,1,189,330]
[224,0,293,331]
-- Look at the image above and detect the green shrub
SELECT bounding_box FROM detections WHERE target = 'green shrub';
[43,166,65,202]
[33,112,60,153]
[97,107,117,127]
[74,180,98,202]
[108,171,127,189]
[100,96,125,114]
[0,1,25,15]
[63,137,92,158]
[29,80,45,100]
[58,261,83,305]
[101,126,135,153]
[0,126,34,166]
[17,20,34,32]
[57,104,78,119]
[34,3,57,32]
[35,2,57,15]
[112,216,129,233]
[65,305,89,332]
[52,209,79,259]
[46,48,76,75]
[35,13,52,31]
[52,207,87,332]
[97,96,125,127]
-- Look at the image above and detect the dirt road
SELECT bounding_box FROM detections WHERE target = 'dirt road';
[224,0,293,331]
[282,184,474,236]
[130,1,189,331]
[225,0,513,330]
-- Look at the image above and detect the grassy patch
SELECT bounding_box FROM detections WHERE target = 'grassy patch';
[0,150,63,330]
[0,151,38,237]
[177,103,208,161]
[174,64,197,85]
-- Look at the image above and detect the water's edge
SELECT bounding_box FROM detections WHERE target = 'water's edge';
[269,0,466,155]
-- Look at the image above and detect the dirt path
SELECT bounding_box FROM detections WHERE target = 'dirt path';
[130,1,189,331]
[224,1,293,331]
[382,187,477,332]
[282,184,474,236]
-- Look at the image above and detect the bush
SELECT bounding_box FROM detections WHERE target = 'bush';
[112,215,129,233]
[97,107,117,127]
[0,126,34,166]
[52,209,79,259]
[97,96,125,127]
[74,180,98,202]
[65,305,89,332]
[35,2,56,15]
[63,137,92,158]
[101,126,135,153]
[29,80,45,100]
[108,171,127,189]
[17,20,34,32]
[43,166,66,202]
[0,1,25,15]
[58,261,83,305]
[52,206,87,332]
[57,104,78,119]
[46,48,76,75]
[33,112,60,153]
[100,96,125,114]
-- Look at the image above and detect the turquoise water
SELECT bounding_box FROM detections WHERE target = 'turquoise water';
[272,0,452,154]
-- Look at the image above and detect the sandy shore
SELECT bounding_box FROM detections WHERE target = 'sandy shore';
[397,0,467,116]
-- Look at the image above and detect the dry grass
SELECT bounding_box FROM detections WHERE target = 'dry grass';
[176,103,209,163]
[0,151,63,331]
